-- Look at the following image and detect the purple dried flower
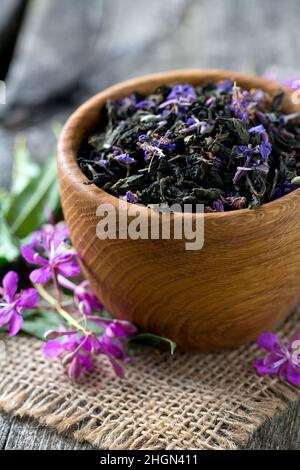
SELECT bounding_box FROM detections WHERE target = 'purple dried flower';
[135,100,156,109]
[235,146,255,157]
[0,271,39,336]
[248,124,272,160]
[114,153,135,165]
[249,124,266,135]
[138,134,148,143]
[167,84,196,100]
[116,94,137,109]
[213,199,224,212]
[159,84,196,111]
[218,79,233,93]
[259,142,272,160]
[181,118,208,135]
[205,96,216,106]
[186,117,195,126]
[224,196,247,210]
[231,85,255,121]
[271,187,282,200]
[21,226,80,285]
[233,163,269,185]
[255,332,300,387]
[125,191,138,204]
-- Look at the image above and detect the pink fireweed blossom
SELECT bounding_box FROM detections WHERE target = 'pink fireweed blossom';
[57,275,103,315]
[29,221,70,250]
[255,332,300,387]
[43,319,137,380]
[43,329,95,381]
[0,271,39,336]
[98,318,137,361]
[21,225,80,284]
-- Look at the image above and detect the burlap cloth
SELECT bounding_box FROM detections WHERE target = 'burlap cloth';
[0,309,299,450]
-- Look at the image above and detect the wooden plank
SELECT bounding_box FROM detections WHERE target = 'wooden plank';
[244,398,300,450]
[2,413,93,450]
[0,413,11,450]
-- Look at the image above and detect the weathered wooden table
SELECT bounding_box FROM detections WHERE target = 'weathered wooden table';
[0,0,300,449]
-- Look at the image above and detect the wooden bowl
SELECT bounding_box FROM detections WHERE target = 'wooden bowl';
[57,69,300,351]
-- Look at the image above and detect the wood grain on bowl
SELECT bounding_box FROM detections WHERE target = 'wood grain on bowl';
[57,69,300,351]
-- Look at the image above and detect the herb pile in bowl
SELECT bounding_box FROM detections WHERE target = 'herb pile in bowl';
[78,80,300,212]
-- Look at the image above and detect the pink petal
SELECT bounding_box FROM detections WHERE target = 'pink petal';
[256,332,281,352]
[285,363,300,387]
[110,320,137,337]
[21,245,46,266]
[68,356,82,381]
[18,288,39,308]
[2,271,18,298]
[29,266,52,284]
[43,340,65,358]
[109,357,125,378]
[9,313,23,336]
[79,354,93,370]
[255,357,280,375]
[82,299,92,316]
[0,306,13,327]
[57,261,81,278]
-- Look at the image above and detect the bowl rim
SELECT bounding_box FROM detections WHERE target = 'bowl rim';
[57,68,300,220]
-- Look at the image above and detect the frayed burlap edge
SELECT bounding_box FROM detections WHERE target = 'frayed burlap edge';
[0,310,299,450]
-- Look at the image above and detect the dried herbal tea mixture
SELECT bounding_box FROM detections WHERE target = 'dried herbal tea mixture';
[78,80,300,212]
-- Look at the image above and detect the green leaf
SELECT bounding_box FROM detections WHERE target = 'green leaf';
[6,156,60,238]
[0,191,20,265]
[11,135,40,195]
[130,333,176,354]
[0,217,20,265]
[21,309,64,340]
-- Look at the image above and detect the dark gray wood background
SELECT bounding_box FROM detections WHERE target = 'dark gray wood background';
[0,0,300,450]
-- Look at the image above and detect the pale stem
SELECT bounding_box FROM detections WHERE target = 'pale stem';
[34,284,88,335]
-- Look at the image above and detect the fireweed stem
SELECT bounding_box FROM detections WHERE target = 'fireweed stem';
[52,269,62,305]
[34,284,88,335]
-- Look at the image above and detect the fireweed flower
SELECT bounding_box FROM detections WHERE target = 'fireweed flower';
[43,329,95,381]
[255,332,300,387]
[43,319,137,380]
[21,227,80,284]
[57,275,103,315]
[114,153,136,165]
[99,319,137,360]
[0,271,39,336]
[30,221,70,250]
[90,318,137,376]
